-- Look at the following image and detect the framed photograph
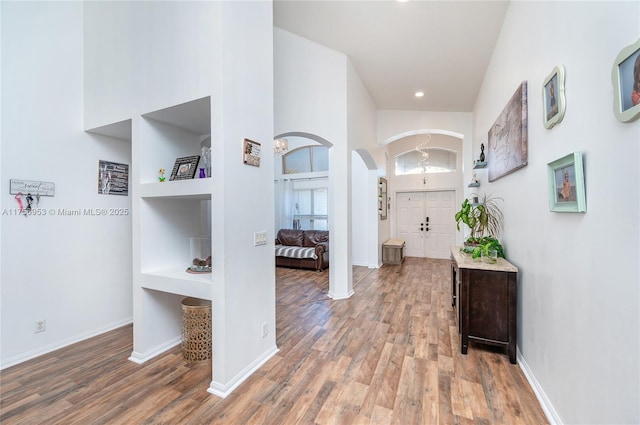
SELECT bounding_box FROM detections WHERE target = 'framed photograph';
[542,65,566,129]
[488,81,528,182]
[547,152,586,213]
[243,138,261,167]
[612,38,640,123]
[98,160,129,195]
[169,155,200,181]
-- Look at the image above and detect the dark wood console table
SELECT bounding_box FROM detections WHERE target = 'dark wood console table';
[450,246,518,364]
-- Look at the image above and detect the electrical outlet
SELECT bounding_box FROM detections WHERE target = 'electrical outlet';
[261,322,268,338]
[35,320,46,333]
[254,231,267,246]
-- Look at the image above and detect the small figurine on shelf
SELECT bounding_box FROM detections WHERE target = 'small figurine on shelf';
[479,143,486,162]
[158,168,166,182]
[473,173,478,183]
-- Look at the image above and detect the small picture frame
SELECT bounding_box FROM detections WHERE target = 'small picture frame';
[612,37,640,123]
[542,65,566,129]
[169,155,200,181]
[547,152,586,213]
[243,138,261,167]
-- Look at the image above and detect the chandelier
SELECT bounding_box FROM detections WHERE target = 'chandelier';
[416,134,431,184]
[274,138,289,155]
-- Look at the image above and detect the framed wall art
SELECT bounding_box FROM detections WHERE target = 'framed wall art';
[547,152,586,213]
[542,65,566,129]
[243,138,261,167]
[612,37,640,123]
[98,160,129,195]
[169,155,200,181]
[488,81,528,182]
[378,177,387,220]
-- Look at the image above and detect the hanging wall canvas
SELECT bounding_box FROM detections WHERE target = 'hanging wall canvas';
[488,81,528,182]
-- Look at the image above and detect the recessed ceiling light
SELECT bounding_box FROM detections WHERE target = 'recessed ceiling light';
[415,91,424,98]
[397,0,409,3]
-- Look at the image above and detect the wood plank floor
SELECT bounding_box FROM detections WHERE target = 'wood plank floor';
[0,258,548,424]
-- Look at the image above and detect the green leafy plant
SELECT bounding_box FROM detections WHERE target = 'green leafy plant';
[467,236,505,259]
[454,193,504,239]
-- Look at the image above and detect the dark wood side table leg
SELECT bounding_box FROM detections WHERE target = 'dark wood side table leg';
[451,262,456,307]
[460,269,469,355]
[508,271,517,364]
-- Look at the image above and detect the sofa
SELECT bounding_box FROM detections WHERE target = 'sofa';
[275,229,329,271]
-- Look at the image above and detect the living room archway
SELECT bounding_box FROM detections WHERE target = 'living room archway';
[274,132,352,299]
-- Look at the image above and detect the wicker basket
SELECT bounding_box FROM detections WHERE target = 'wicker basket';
[181,297,212,363]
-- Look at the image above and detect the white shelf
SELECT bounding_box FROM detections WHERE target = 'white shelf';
[86,119,132,141]
[142,97,211,135]
[139,178,212,199]
[132,96,213,368]
[140,269,212,300]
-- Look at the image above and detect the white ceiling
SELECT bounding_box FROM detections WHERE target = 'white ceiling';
[274,0,510,112]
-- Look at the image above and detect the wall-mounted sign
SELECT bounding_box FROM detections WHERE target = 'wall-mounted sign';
[99,160,129,196]
[243,138,261,167]
[10,179,55,196]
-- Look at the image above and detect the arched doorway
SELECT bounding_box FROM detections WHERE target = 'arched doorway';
[382,129,464,259]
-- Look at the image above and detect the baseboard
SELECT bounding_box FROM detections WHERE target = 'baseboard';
[128,336,182,364]
[517,348,563,425]
[0,317,133,370]
[208,344,279,398]
[328,289,355,300]
[351,261,379,269]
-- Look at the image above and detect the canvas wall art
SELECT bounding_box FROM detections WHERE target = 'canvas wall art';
[488,81,528,182]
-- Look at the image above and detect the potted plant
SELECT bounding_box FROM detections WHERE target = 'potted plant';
[454,193,505,258]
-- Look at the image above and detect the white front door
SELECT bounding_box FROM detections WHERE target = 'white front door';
[396,190,456,259]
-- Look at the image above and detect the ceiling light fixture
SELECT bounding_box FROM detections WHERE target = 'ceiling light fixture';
[416,134,431,185]
[415,91,424,98]
[274,138,289,155]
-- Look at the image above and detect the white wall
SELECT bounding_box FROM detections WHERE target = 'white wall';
[211,0,275,394]
[473,2,639,423]
[274,28,354,298]
[83,1,221,130]
[347,60,380,268]
[1,2,132,368]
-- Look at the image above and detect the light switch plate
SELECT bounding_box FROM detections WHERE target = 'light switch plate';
[254,231,267,246]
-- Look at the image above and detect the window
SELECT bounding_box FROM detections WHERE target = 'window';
[293,188,327,230]
[283,146,329,174]
[395,148,457,175]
